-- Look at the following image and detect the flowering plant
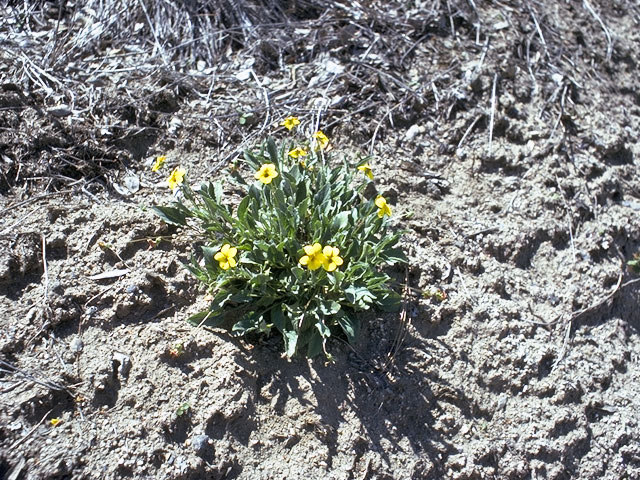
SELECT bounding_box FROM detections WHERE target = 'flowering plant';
[153,125,406,358]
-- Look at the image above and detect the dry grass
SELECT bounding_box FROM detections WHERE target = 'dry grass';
[0,0,625,195]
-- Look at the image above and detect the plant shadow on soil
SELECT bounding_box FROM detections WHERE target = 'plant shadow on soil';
[204,309,459,476]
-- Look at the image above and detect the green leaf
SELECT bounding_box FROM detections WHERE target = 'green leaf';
[316,320,331,338]
[213,181,223,203]
[152,205,189,226]
[230,169,248,187]
[233,312,262,335]
[307,331,323,357]
[381,247,408,264]
[249,184,261,202]
[244,151,261,170]
[237,196,250,222]
[202,246,217,267]
[344,286,375,307]
[271,305,286,333]
[187,309,226,328]
[266,137,279,166]
[378,291,402,312]
[319,300,341,316]
[332,211,350,232]
[176,402,190,416]
[338,314,360,343]
[249,274,272,287]
[284,330,298,357]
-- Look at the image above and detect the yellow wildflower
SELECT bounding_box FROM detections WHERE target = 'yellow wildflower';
[288,147,308,159]
[50,418,61,427]
[299,243,327,271]
[322,246,343,272]
[255,164,279,184]
[357,163,374,180]
[314,131,329,150]
[167,167,186,191]
[214,244,238,270]
[151,155,166,172]
[280,116,301,131]
[375,195,392,218]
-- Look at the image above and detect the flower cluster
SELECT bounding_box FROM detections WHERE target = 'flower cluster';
[299,243,344,272]
[214,242,345,273]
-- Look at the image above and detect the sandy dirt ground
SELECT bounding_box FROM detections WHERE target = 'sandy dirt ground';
[1,1,640,479]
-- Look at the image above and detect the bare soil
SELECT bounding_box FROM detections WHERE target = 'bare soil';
[2,1,640,479]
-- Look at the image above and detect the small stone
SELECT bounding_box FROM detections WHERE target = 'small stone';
[405,124,424,141]
[70,337,84,353]
[190,434,212,454]
[112,352,132,378]
[48,105,72,117]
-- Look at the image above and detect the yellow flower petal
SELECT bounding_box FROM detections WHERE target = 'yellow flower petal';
[308,255,326,270]
[358,163,374,180]
[215,244,238,269]
[288,147,308,159]
[152,155,166,172]
[255,164,279,184]
[167,167,186,191]
[280,116,300,131]
[314,131,329,150]
[299,255,310,266]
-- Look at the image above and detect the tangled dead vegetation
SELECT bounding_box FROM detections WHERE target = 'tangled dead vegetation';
[1,0,632,195]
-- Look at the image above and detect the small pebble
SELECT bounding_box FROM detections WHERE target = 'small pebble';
[112,352,132,378]
[190,434,212,454]
[70,337,84,353]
